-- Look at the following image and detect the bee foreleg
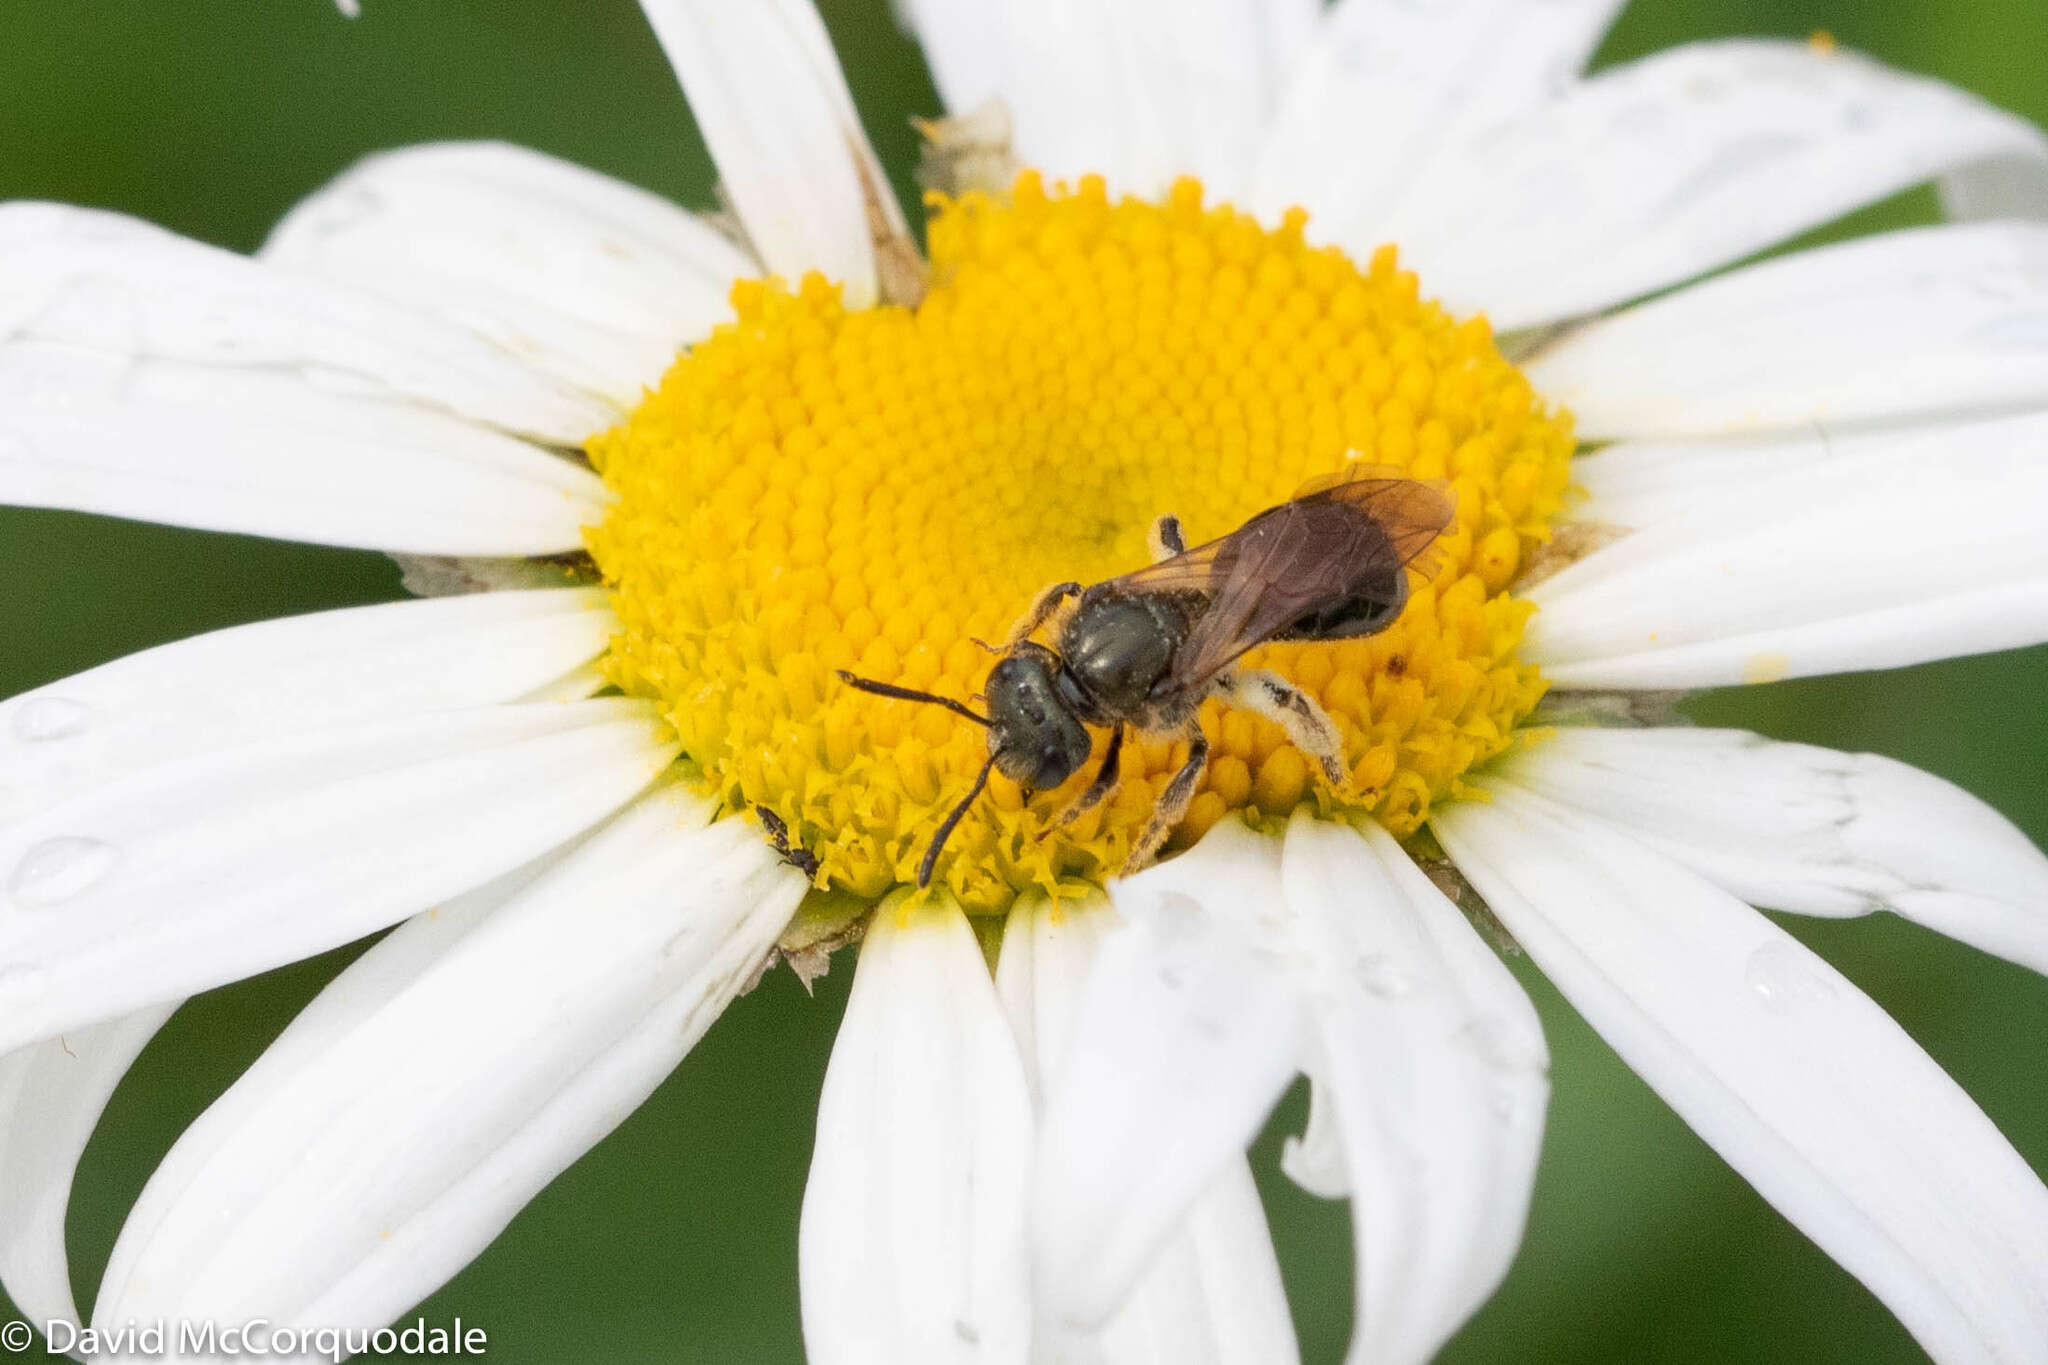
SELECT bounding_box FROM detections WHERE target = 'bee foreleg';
[999,579,1082,650]
[1223,669,1349,790]
[1147,514,1186,562]
[1057,722,1124,827]
[1121,725,1209,875]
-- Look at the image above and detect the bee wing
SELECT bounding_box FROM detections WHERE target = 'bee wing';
[1087,530,1239,600]
[1168,474,1455,689]
[1290,465,1457,581]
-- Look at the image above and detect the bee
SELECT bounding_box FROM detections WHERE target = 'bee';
[839,467,1454,886]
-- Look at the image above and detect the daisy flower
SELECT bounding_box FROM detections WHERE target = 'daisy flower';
[3,2,2047,1364]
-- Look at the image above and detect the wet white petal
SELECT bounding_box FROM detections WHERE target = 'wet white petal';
[1527,223,2048,441]
[1384,40,2048,330]
[1034,823,1302,1328]
[0,202,612,444]
[263,142,759,406]
[0,699,678,1053]
[1525,410,2048,688]
[0,1004,175,1333]
[1502,727,2048,976]
[899,0,1307,201]
[996,894,1298,1365]
[94,856,549,1326]
[96,787,802,1335]
[0,344,607,555]
[1250,0,1624,232]
[800,895,1032,1365]
[0,588,615,823]
[1435,787,2048,1364]
[1278,814,1548,1365]
[639,0,899,307]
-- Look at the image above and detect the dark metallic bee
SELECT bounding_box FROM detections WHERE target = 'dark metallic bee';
[839,467,1454,885]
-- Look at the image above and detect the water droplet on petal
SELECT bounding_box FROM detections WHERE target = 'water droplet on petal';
[1744,939,1839,1015]
[1459,1012,1541,1074]
[11,696,90,743]
[1488,1089,1529,1128]
[9,836,120,907]
[1355,953,1415,1000]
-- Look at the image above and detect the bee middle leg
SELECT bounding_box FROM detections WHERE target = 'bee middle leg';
[1222,668,1350,790]
[1121,723,1209,875]
[1057,721,1124,827]
[991,579,1081,651]
[1148,514,1186,561]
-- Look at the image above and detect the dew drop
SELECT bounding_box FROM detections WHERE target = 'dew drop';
[10,696,90,743]
[1488,1089,1530,1128]
[1458,1013,1539,1074]
[8,836,120,907]
[1355,953,1415,1000]
[1743,939,1839,1015]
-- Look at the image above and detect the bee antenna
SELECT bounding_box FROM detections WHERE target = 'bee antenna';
[836,670,992,727]
[918,750,1000,888]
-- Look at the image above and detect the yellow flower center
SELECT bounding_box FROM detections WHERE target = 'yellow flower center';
[588,173,1574,914]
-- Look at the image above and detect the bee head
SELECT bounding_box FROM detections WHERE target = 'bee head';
[985,644,1093,793]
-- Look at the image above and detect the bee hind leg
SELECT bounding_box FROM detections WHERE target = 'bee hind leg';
[1057,722,1124,827]
[1147,514,1186,562]
[1120,724,1209,875]
[1223,669,1350,792]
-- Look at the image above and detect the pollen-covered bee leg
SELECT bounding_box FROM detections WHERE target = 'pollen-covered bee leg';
[1057,722,1124,827]
[1121,725,1210,875]
[997,579,1082,650]
[1224,669,1350,791]
[1148,513,1186,561]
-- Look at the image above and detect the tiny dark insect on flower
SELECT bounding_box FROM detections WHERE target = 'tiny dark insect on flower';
[755,805,822,880]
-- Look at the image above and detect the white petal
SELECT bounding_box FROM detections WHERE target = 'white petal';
[1502,727,2048,976]
[0,202,613,445]
[899,0,1304,202]
[1043,1170,1300,1365]
[0,588,615,823]
[96,787,802,1333]
[0,699,679,1053]
[1434,787,2048,1364]
[996,894,1299,1365]
[94,855,545,1325]
[0,340,605,555]
[0,1004,176,1333]
[639,0,898,307]
[1035,823,1304,1328]
[800,894,1032,1365]
[1569,425,1884,530]
[1525,410,2048,688]
[1527,223,2048,441]
[262,141,759,406]
[1942,153,2048,221]
[1249,0,1624,232]
[1384,40,2048,330]
[1278,814,1548,1365]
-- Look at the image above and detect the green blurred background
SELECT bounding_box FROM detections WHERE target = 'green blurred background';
[2,1,2045,1360]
